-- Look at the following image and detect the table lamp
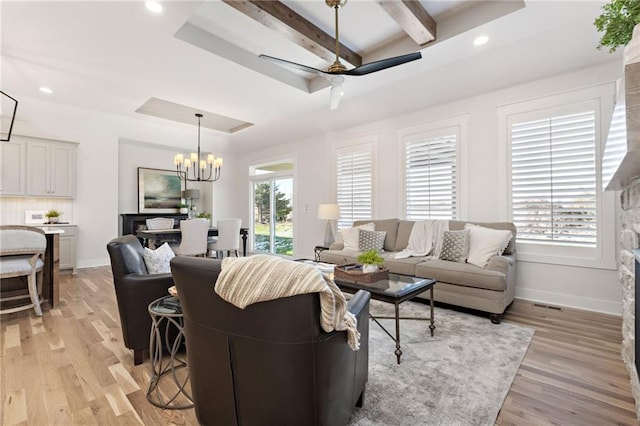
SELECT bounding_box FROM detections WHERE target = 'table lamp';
[317,203,340,247]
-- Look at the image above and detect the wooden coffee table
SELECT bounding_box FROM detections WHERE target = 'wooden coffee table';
[333,272,436,364]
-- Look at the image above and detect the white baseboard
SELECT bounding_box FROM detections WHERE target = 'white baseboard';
[515,287,621,316]
[78,258,110,269]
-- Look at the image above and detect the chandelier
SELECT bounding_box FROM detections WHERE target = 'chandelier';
[174,113,223,182]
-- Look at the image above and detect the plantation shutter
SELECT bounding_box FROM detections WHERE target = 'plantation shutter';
[336,148,373,230]
[405,135,457,220]
[511,110,597,246]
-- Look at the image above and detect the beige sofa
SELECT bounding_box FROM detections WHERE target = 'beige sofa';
[319,219,517,323]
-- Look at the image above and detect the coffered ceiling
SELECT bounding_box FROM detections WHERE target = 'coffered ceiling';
[0,1,620,153]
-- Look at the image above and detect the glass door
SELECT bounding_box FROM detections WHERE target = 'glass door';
[252,174,293,256]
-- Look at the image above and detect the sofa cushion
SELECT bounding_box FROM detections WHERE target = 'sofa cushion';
[415,259,507,291]
[465,224,513,268]
[359,230,386,251]
[381,254,428,275]
[319,249,360,266]
[395,220,416,252]
[439,228,470,263]
[354,219,398,252]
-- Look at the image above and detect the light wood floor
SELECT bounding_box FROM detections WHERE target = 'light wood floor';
[1,266,637,425]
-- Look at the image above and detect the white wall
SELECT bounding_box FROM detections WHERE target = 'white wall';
[234,61,624,315]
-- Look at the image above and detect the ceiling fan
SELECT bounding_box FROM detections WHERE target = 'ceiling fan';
[259,0,422,110]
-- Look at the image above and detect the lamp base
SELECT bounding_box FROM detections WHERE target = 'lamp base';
[323,220,335,247]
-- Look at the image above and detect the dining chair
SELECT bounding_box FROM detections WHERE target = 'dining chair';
[208,218,242,258]
[145,217,175,230]
[0,226,47,316]
[173,218,210,257]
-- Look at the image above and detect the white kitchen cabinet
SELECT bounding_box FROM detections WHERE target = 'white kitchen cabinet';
[39,224,77,274]
[26,140,76,198]
[0,139,26,195]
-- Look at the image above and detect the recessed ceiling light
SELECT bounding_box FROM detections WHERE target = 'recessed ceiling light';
[473,36,489,46]
[39,87,53,94]
[145,1,163,13]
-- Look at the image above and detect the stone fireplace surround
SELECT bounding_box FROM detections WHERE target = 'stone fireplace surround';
[621,179,640,419]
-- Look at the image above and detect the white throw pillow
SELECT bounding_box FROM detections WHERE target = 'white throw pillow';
[465,224,513,268]
[340,223,375,250]
[143,242,175,274]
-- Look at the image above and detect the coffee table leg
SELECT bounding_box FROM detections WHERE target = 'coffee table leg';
[394,302,402,364]
[429,286,435,337]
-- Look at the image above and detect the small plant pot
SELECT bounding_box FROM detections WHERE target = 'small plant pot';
[362,264,378,273]
[179,208,188,214]
[48,217,59,224]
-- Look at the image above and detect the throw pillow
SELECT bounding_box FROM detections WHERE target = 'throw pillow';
[439,228,470,263]
[465,224,513,268]
[359,229,386,251]
[340,222,375,251]
[143,242,175,274]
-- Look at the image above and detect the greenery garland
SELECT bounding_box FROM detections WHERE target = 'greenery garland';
[594,0,640,52]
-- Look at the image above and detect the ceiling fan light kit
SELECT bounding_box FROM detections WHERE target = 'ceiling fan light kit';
[259,0,422,110]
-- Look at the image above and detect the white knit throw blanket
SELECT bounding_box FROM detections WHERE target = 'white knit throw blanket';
[215,255,361,350]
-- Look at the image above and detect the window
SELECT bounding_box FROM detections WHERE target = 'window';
[250,161,294,256]
[511,110,597,246]
[404,131,458,220]
[498,84,617,269]
[335,144,373,230]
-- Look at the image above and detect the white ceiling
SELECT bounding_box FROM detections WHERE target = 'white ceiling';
[1,1,621,154]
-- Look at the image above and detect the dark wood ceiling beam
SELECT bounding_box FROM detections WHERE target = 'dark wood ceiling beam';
[378,0,436,46]
[222,0,362,68]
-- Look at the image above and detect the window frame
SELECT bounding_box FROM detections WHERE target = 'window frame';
[497,84,617,270]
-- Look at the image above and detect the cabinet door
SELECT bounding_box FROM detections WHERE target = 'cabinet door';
[0,139,25,195]
[59,235,77,272]
[50,143,75,197]
[26,141,51,196]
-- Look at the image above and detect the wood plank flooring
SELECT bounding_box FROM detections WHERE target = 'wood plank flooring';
[1,266,637,425]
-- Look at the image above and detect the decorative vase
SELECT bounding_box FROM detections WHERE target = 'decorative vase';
[179,208,188,214]
[48,217,59,224]
[362,264,378,273]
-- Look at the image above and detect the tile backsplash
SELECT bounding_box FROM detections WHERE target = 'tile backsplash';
[0,197,74,225]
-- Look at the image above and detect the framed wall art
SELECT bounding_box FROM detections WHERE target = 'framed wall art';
[138,167,183,213]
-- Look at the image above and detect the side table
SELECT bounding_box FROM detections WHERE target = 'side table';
[314,245,330,261]
[146,295,193,409]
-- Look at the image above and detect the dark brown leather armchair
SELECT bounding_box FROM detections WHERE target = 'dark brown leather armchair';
[170,256,371,426]
[106,235,174,365]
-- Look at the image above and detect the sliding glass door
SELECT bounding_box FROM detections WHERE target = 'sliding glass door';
[251,161,294,256]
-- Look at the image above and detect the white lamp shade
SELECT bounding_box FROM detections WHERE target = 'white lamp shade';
[317,203,340,220]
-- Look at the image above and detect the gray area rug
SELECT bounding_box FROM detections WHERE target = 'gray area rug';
[348,301,534,426]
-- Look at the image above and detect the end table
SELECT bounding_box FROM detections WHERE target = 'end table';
[146,295,193,409]
[314,245,330,261]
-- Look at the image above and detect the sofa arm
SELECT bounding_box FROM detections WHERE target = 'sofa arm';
[485,254,514,275]
[329,241,344,250]
[347,290,371,323]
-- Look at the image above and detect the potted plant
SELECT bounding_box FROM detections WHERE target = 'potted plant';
[178,203,189,214]
[196,211,212,224]
[594,0,640,52]
[45,209,62,224]
[357,249,384,273]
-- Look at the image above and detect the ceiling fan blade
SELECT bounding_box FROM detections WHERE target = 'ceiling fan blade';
[341,52,422,76]
[259,54,328,77]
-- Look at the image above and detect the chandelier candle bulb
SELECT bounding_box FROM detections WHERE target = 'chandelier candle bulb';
[191,153,198,163]
[184,159,191,168]
[207,154,214,164]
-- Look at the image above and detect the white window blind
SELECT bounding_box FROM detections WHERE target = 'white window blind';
[336,148,372,229]
[404,135,457,220]
[511,110,597,246]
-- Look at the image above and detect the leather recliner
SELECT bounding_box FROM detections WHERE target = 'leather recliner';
[170,255,371,426]
[106,234,174,365]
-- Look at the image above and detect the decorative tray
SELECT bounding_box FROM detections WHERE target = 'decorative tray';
[334,264,389,283]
